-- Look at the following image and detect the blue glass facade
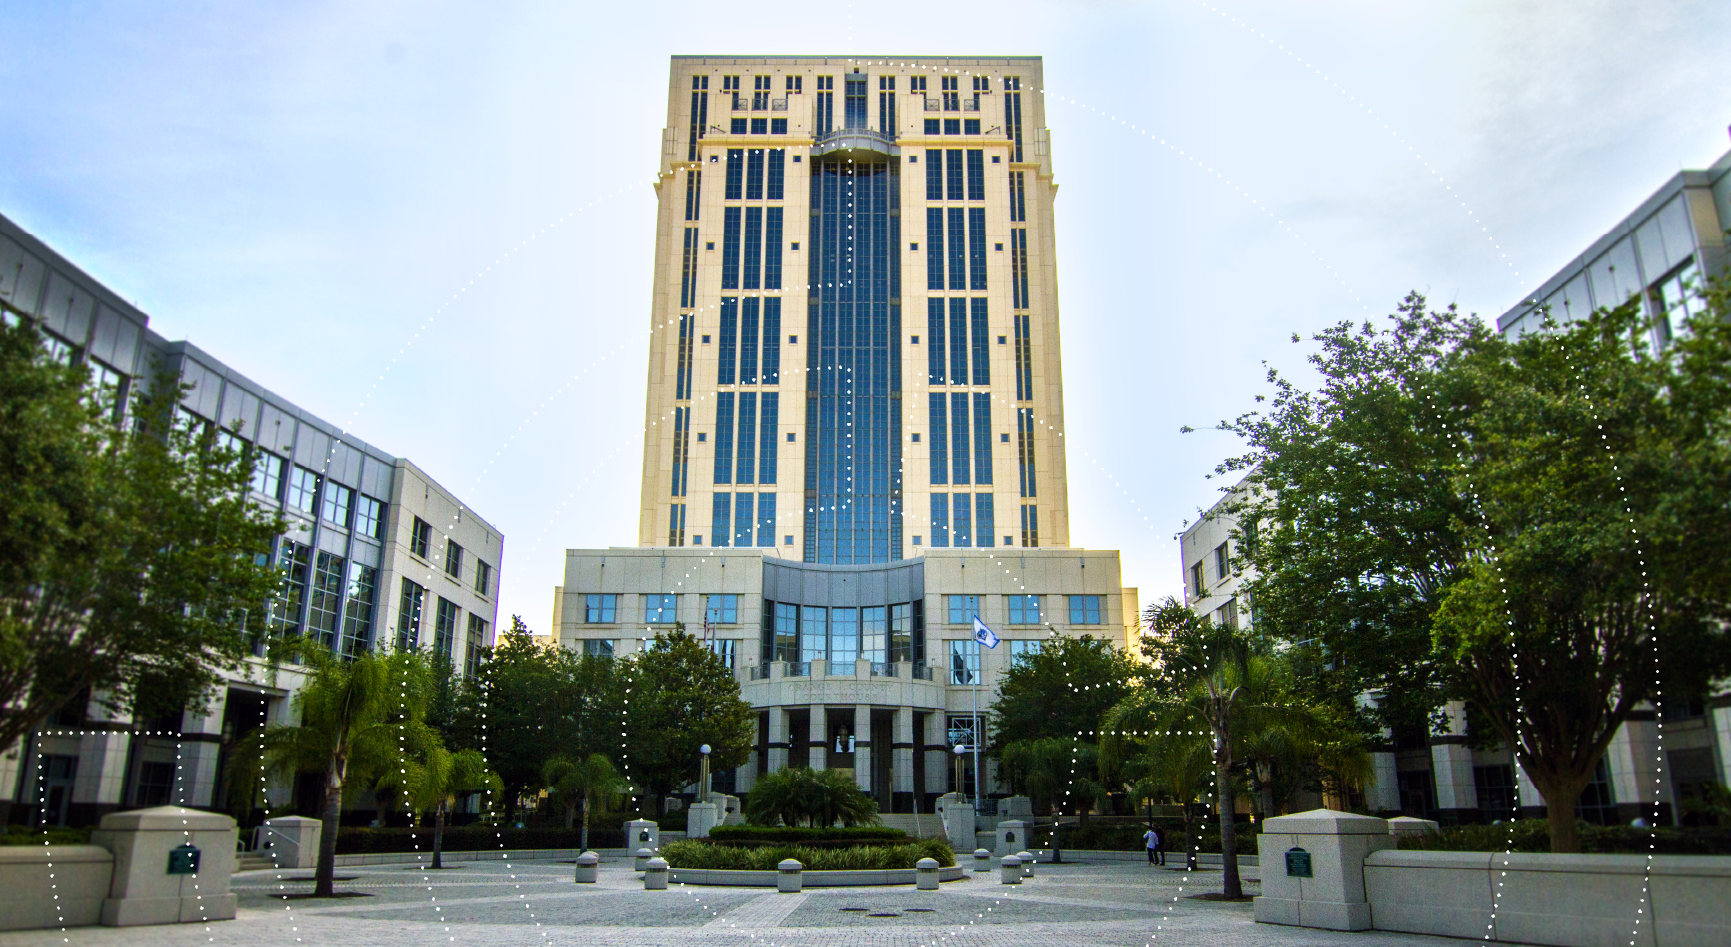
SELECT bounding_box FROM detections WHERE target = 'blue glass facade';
[804,155,902,563]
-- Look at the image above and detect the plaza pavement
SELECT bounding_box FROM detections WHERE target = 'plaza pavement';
[0,857,1465,946]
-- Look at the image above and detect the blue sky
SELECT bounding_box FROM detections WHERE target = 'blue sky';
[3,0,1728,630]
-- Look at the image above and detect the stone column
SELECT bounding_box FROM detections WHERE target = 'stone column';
[924,712,949,804]
[766,707,789,773]
[73,702,133,820]
[1713,704,1731,789]
[808,705,827,771]
[175,688,229,809]
[1430,702,1477,818]
[1606,711,1671,823]
[91,805,239,926]
[892,706,916,810]
[1359,692,1399,812]
[853,705,873,794]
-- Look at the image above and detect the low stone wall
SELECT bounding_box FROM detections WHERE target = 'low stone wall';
[668,865,967,887]
[0,845,114,931]
[1364,849,1731,947]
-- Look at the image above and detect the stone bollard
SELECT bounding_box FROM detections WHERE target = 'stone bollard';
[1253,808,1392,932]
[994,820,1030,858]
[916,857,940,890]
[573,851,599,883]
[643,857,669,890]
[634,848,653,872]
[90,805,239,926]
[973,848,992,873]
[1386,816,1440,839]
[1016,851,1035,878]
[777,858,804,893]
[1000,855,1022,885]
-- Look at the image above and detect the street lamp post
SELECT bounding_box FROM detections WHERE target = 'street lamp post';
[699,744,712,805]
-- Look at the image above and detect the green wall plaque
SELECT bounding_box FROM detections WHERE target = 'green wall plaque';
[167,843,201,875]
[1285,847,1312,878]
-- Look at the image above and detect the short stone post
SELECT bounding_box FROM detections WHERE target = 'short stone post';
[1253,808,1392,932]
[89,805,238,926]
[1386,816,1439,839]
[625,819,660,852]
[643,857,669,890]
[1016,851,1035,878]
[972,848,992,873]
[994,820,1029,857]
[941,796,976,855]
[257,815,321,869]
[1000,855,1022,885]
[777,858,804,893]
[573,852,599,883]
[634,848,653,872]
[916,857,940,890]
[686,802,718,839]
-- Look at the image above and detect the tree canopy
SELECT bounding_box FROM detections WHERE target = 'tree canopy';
[621,626,755,811]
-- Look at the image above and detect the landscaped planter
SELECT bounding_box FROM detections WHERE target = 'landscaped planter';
[668,865,967,887]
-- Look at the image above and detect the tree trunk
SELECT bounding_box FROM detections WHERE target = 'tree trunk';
[1216,734,1242,899]
[580,793,591,853]
[315,769,344,898]
[1051,813,1064,864]
[1532,771,1591,854]
[1256,757,1276,820]
[432,802,447,869]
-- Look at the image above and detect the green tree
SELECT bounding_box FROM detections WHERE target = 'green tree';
[743,766,879,828]
[0,317,284,753]
[228,639,436,896]
[622,626,754,814]
[997,736,1104,862]
[1220,290,1731,852]
[1110,728,1215,868]
[542,752,629,851]
[375,744,498,869]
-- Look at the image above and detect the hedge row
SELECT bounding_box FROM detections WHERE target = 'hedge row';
[1398,820,1731,855]
[1029,822,1261,854]
[707,825,908,844]
[335,825,625,854]
[661,837,954,871]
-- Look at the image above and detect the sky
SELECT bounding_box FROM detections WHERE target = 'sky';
[3,0,1728,632]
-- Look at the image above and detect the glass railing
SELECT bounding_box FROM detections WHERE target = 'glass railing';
[748,664,772,680]
[870,661,896,677]
[785,661,810,677]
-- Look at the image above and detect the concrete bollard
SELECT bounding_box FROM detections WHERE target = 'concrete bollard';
[644,857,669,890]
[635,848,653,872]
[778,858,804,893]
[574,851,599,883]
[916,857,940,890]
[973,848,992,873]
[1016,851,1035,878]
[1000,855,1022,885]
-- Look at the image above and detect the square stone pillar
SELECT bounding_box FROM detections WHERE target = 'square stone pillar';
[808,705,827,771]
[258,815,321,869]
[766,708,789,773]
[853,705,873,794]
[74,730,133,812]
[1368,750,1400,812]
[1515,760,1544,810]
[893,706,916,799]
[175,689,228,809]
[1713,705,1731,788]
[1253,809,1391,931]
[1430,702,1477,816]
[924,712,949,803]
[90,805,238,926]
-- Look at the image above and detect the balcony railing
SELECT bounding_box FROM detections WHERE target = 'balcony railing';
[923,96,939,112]
[963,98,980,112]
[772,98,788,111]
[748,664,772,680]
[870,661,896,677]
[785,661,810,677]
[911,662,935,681]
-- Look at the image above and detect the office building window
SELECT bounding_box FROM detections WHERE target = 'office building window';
[927,298,946,384]
[1010,228,1030,309]
[711,492,732,546]
[750,117,767,134]
[926,208,945,290]
[1010,639,1042,664]
[758,391,780,484]
[742,208,763,290]
[445,539,464,579]
[822,607,856,665]
[1190,561,1206,599]
[968,208,987,290]
[970,299,990,384]
[709,638,737,668]
[947,595,979,625]
[930,493,950,547]
[926,149,942,200]
[395,577,424,651]
[353,494,384,539]
[756,492,775,547]
[585,593,618,623]
[706,593,738,624]
[739,302,761,386]
[411,516,432,558]
[668,502,687,546]
[268,539,311,633]
[583,638,615,658]
[767,148,786,200]
[253,451,285,499]
[964,119,980,135]
[952,491,972,547]
[924,118,940,135]
[714,391,736,483]
[1003,77,1023,162]
[948,298,968,388]
[947,207,966,290]
[687,79,708,161]
[878,75,896,134]
[645,593,678,624]
[1068,595,1102,625]
[928,394,948,485]
[287,466,320,515]
[734,492,754,548]
[761,299,782,383]
[684,169,702,221]
[770,117,787,134]
[474,559,492,596]
[945,149,964,201]
[889,602,919,663]
[787,75,802,93]
[432,597,459,658]
[321,482,352,527]
[717,298,738,385]
[746,148,765,200]
[764,210,784,289]
[973,393,993,485]
[724,148,744,199]
[1215,542,1229,580]
[1009,171,1026,222]
[975,493,994,547]
[950,638,979,684]
[1008,594,1042,625]
[950,391,971,486]
[1020,503,1039,548]
[307,550,346,646]
[772,601,799,661]
[860,605,887,664]
[966,150,984,200]
[466,614,489,675]
[800,605,828,663]
[1017,407,1038,498]
[721,206,742,289]
[338,562,376,656]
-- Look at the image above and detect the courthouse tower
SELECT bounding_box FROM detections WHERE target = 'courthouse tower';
[636,56,1070,561]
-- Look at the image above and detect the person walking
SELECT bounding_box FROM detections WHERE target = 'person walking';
[1143,825,1165,866]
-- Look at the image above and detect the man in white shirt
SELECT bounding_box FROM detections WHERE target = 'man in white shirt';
[1143,825,1165,866]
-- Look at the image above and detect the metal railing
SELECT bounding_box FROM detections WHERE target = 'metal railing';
[923,96,939,112]
[785,661,810,677]
[870,661,897,677]
[911,662,935,681]
[963,98,980,112]
[772,98,788,111]
[749,664,772,680]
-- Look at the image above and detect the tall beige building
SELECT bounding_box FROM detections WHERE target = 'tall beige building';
[637,56,1070,562]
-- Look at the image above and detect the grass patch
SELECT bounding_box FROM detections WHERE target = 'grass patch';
[661,837,955,871]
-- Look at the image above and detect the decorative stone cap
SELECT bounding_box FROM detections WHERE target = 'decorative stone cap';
[1001,855,1021,867]
[1260,808,1389,836]
[97,805,237,832]
[263,815,321,827]
[646,857,669,870]
[1015,851,1034,862]
[575,852,599,866]
[1386,816,1440,836]
[778,859,803,872]
[973,848,991,856]
[636,848,654,857]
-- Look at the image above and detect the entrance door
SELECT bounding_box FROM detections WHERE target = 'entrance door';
[37,755,78,827]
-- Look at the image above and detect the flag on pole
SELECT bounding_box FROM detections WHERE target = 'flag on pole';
[972,615,1000,649]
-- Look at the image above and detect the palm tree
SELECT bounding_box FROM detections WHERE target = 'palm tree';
[542,753,628,852]
[228,639,435,897]
[378,745,499,869]
[1109,729,1215,869]
[742,767,879,828]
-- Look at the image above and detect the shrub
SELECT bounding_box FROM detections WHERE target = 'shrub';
[336,824,624,854]
[1398,820,1731,855]
[655,811,688,831]
[661,837,954,870]
[1,825,90,846]
[743,767,879,827]
[708,825,908,844]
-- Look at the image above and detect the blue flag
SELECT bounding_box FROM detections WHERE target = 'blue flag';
[973,615,1000,649]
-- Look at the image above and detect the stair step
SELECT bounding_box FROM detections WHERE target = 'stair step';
[236,855,279,871]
